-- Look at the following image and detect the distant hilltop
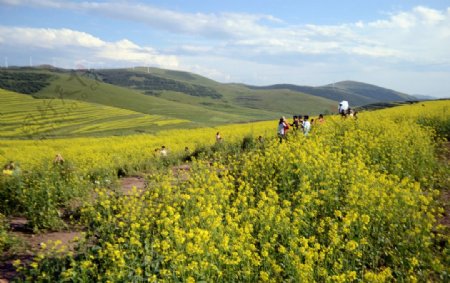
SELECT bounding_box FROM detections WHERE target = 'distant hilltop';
[246,80,415,107]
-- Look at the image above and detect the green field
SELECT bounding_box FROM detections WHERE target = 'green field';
[0,89,191,138]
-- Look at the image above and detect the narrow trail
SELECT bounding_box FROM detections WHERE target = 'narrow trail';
[0,176,147,282]
[1,217,81,282]
[1,164,197,281]
[119,175,146,195]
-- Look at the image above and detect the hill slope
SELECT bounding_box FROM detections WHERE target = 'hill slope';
[0,67,415,132]
[0,68,337,126]
[0,89,191,138]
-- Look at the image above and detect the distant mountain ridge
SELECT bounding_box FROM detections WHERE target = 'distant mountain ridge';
[413,94,436,100]
[247,80,414,106]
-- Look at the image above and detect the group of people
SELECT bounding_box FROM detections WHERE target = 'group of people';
[277,101,358,143]
[277,114,325,143]
[2,153,64,176]
[3,102,357,175]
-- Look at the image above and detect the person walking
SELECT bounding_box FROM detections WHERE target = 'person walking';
[277,117,289,143]
[303,115,311,136]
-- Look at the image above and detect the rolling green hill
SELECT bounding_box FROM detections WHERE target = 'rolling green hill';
[90,68,337,115]
[0,66,415,139]
[0,68,337,126]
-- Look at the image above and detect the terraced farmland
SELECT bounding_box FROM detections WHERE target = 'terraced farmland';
[0,89,190,138]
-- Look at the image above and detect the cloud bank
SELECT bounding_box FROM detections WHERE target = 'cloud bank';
[0,26,179,69]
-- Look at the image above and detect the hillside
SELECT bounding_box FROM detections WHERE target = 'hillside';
[0,68,337,128]
[90,68,337,116]
[0,89,193,138]
[329,80,412,102]
[0,70,53,94]
[0,67,417,138]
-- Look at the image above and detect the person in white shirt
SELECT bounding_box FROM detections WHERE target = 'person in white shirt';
[160,146,168,157]
[338,100,349,116]
[303,115,311,136]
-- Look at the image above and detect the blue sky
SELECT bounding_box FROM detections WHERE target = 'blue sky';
[0,0,449,97]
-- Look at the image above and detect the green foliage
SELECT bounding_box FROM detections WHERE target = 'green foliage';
[97,69,223,99]
[0,70,53,94]
[417,108,450,140]
[0,162,92,231]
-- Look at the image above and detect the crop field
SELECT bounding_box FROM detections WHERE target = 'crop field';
[0,100,449,282]
[0,89,190,138]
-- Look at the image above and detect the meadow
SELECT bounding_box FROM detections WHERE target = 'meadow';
[0,100,449,282]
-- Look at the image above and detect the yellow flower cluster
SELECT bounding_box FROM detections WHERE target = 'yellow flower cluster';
[8,100,450,281]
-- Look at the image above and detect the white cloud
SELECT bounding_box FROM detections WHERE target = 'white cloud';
[99,40,178,68]
[0,1,449,97]
[2,1,449,64]
[0,0,279,38]
[369,6,447,29]
[0,27,103,48]
[414,6,446,25]
[0,26,179,68]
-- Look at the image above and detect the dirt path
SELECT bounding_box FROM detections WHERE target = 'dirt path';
[1,217,81,282]
[118,175,147,195]
[1,175,154,281]
[439,190,450,227]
